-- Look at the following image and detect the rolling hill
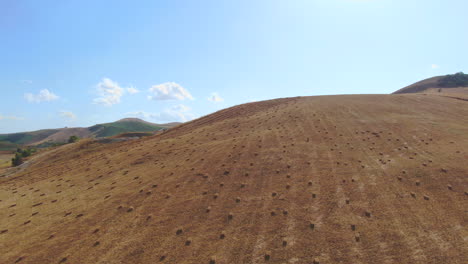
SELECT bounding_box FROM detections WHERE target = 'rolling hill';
[393,72,468,94]
[0,118,180,150]
[0,94,467,263]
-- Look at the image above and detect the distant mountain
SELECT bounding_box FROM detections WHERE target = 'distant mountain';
[393,72,468,94]
[0,118,181,150]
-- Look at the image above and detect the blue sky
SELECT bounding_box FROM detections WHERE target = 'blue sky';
[1,0,467,133]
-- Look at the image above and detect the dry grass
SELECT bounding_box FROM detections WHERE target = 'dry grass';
[0,94,467,263]
[0,153,13,169]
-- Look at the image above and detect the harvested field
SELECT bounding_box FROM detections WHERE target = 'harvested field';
[0,94,467,264]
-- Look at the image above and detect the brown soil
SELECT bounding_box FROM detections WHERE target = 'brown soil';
[0,94,467,264]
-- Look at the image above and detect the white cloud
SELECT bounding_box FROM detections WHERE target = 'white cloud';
[171,104,191,112]
[127,86,139,94]
[0,114,23,120]
[93,78,124,106]
[59,111,76,120]
[24,89,59,103]
[127,104,194,123]
[431,64,440,69]
[148,82,193,101]
[208,92,224,103]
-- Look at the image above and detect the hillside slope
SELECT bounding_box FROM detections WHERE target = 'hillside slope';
[0,118,180,148]
[0,94,467,264]
[394,73,468,94]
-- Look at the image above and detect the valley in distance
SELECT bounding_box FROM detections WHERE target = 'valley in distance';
[1,73,467,264]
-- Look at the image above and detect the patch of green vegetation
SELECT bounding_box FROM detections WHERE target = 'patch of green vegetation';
[438,72,468,87]
[0,133,33,145]
[11,152,23,166]
[11,147,37,167]
[0,129,58,145]
[68,135,80,143]
[90,121,162,137]
[116,132,154,138]
[35,141,66,148]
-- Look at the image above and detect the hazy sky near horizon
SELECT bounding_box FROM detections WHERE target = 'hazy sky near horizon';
[1,0,467,133]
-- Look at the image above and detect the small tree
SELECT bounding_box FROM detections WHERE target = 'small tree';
[12,153,23,167]
[68,135,79,143]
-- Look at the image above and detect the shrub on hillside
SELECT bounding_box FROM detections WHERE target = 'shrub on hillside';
[11,153,23,167]
[11,147,36,167]
[21,148,32,157]
[68,135,80,143]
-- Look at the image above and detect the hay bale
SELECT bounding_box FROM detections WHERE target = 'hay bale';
[355,234,360,242]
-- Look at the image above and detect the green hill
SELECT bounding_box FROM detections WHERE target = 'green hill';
[0,118,180,151]
[89,119,163,138]
[0,129,59,145]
